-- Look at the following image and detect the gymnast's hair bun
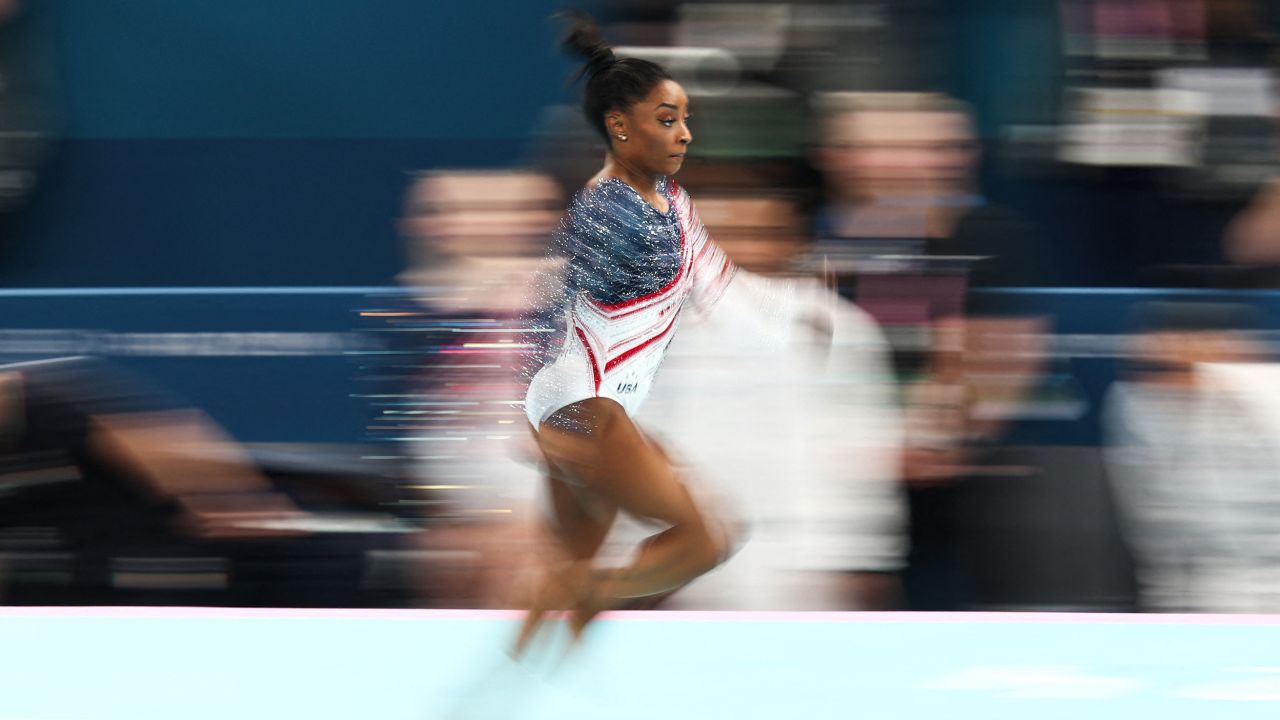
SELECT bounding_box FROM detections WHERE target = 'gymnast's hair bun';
[560,10,615,79]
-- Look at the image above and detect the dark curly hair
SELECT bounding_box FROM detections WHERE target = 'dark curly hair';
[560,10,672,144]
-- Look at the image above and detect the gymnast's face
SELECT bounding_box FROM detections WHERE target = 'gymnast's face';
[607,79,692,178]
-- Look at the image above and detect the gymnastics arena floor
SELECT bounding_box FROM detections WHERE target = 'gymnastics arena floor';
[0,608,1276,719]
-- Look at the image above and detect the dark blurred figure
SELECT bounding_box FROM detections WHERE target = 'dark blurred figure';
[0,357,316,604]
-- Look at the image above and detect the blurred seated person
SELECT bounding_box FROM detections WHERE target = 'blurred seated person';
[0,356,312,603]
[809,91,1051,297]
[810,93,1052,478]
[811,92,1053,609]
[640,192,908,610]
[0,356,306,537]
[389,170,564,608]
[1105,302,1280,612]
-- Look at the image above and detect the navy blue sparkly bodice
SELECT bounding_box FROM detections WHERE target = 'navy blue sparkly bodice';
[557,177,682,306]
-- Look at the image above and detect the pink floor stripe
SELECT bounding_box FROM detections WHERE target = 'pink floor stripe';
[0,607,1279,625]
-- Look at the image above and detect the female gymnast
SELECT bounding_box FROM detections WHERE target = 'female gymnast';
[515,12,827,653]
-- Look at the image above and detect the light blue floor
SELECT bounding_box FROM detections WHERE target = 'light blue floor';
[1,611,1277,719]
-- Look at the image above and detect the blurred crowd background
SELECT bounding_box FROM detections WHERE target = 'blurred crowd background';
[5,0,1280,613]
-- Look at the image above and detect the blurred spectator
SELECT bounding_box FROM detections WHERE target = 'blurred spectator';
[1104,301,1280,611]
[397,170,562,313]
[808,91,1051,460]
[690,194,809,273]
[381,170,563,608]
[808,91,1056,609]
[638,194,907,610]
[0,357,318,604]
[810,91,1051,293]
